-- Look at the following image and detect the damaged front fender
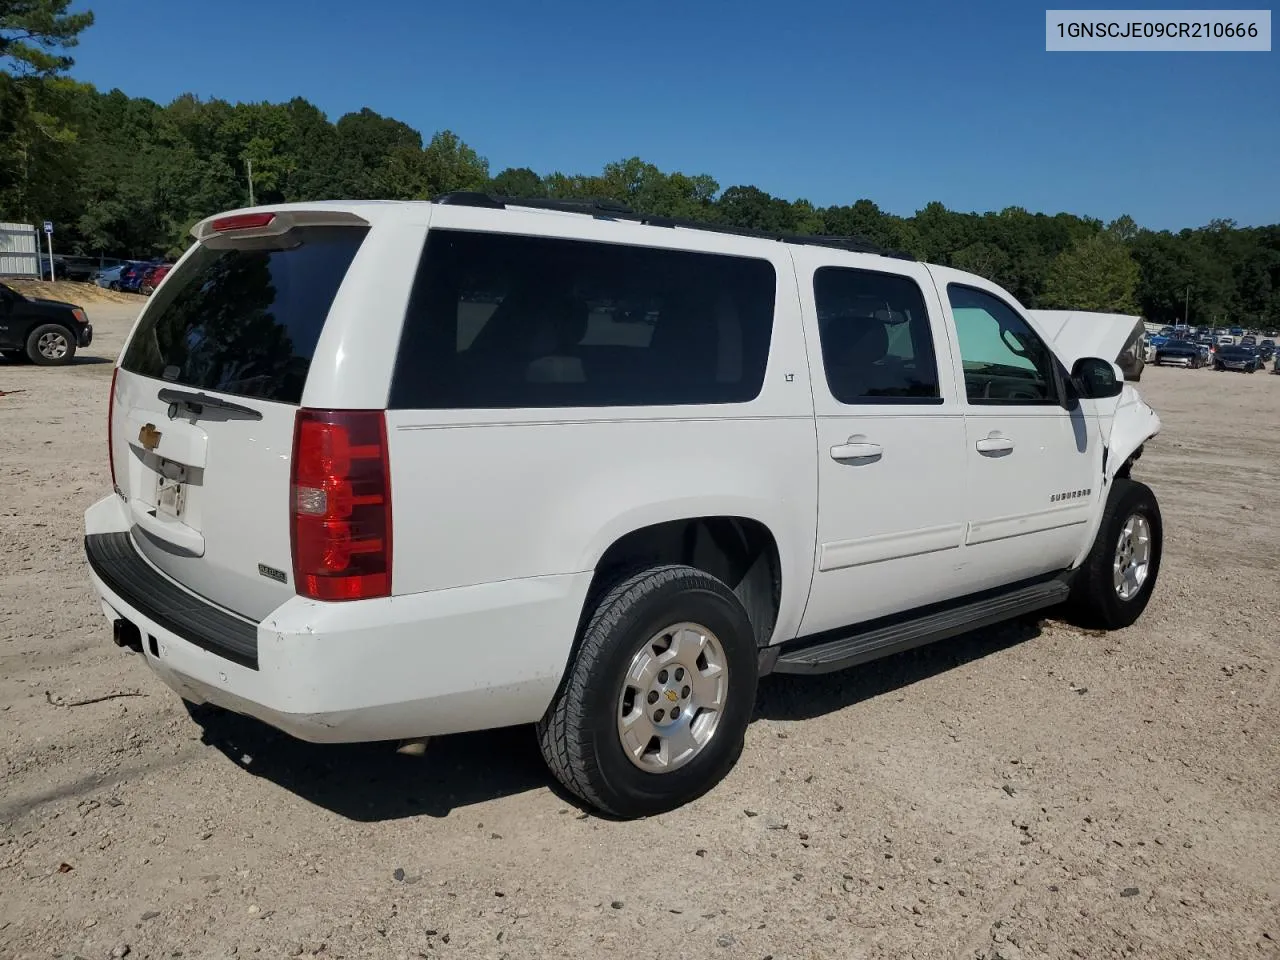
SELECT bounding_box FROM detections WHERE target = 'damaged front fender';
[1103,383,1161,480]
[1069,383,1161,570]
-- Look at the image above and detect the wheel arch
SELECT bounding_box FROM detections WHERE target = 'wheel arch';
[582,514,786,650]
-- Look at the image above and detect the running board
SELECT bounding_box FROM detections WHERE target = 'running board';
[772,575,1072,676]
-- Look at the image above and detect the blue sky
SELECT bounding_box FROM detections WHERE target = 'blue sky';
[66,0,1277,230]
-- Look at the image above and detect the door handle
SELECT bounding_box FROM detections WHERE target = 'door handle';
[830,437,883,461]
[975,432,1015,455]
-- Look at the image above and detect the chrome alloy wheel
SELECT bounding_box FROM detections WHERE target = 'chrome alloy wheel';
[37,330,69,360]
[616,622,728,773]
[1113,513,1153,601]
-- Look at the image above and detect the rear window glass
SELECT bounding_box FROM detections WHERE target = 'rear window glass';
[120,226,369,404]
[389,229,776,409]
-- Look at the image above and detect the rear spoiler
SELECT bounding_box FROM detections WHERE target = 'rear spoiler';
[191,208,370,243]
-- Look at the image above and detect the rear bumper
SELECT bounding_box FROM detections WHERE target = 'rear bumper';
[83,495,590,743]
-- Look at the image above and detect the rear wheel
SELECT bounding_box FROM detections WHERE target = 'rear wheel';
[537,564,758,818]
[140,282,154,296]
[1065,478,1162,630]
[25,323,76,366]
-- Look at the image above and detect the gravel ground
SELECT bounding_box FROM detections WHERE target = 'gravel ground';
[2,307,1277,960]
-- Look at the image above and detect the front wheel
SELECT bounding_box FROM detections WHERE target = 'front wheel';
[1065,478,1162,630]
[26,323,76,365]
[537,564,759,818]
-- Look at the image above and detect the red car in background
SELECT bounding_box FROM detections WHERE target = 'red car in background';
[139,263,172,295]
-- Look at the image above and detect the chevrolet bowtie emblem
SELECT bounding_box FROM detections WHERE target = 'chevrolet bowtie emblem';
[138,423,162,451]
[665,690,678,702]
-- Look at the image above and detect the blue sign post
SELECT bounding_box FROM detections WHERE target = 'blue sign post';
[41,221,54,281]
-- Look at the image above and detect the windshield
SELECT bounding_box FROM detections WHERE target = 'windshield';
[120,225,368,404]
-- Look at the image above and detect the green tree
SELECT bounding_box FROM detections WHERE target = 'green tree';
[0,0,94,219]
[1042,234,1140,313]
[489,166,545,198]
[0,0,94,74]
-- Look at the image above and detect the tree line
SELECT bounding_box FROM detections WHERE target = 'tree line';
[2,1,1278,328]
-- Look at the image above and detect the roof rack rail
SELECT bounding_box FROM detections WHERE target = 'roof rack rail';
[430,191,913,261]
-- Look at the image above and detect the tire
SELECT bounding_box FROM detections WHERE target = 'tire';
[25,323,76,366]
[537,564,759,818]
[140,283,154,296]
[1065,478,1162,630]
[109,281,120,291]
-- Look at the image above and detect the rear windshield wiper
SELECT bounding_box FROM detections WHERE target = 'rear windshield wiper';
[157,388,263,421]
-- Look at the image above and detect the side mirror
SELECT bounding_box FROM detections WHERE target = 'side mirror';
[1070,356,1124,399]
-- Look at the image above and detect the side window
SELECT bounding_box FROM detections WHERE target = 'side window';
[813,266,941,404]
[390,230,776,409]
[947,284,1059,405]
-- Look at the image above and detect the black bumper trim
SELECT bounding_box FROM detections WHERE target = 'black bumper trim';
[85,532,260,669]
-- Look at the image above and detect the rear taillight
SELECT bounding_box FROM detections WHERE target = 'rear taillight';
[211,212,275,233]
[108,367,120,495]
[290,409,392,601]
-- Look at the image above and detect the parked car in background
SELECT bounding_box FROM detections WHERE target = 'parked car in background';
[1259,339,1276,362]
[119,261,164,293]
[94,264,130,289]
[1240,335,1257,348]
[0,280,93,364]
[1217,335,1235,346]
[1215,345,1261,372]
[62,257,98,282]
[139,264,172,295]
[1154,339,1203,368]
[38,254,69,280]
[1229,326,1245,339]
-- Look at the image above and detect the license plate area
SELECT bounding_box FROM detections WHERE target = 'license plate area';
[154,459,187,520]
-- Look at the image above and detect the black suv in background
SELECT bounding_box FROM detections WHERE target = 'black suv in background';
[0,281,93,365]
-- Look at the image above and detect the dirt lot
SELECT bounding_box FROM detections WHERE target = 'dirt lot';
[7,279,147,306]
[1,309,1277,960]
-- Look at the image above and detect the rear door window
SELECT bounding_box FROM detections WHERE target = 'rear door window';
[813,266,941,404]
[120,226,369,404]
[389,229,777,409]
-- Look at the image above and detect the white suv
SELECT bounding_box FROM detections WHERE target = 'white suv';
[85,194,1163,817]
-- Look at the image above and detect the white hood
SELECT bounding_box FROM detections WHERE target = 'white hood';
[1030,309,1144,367]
